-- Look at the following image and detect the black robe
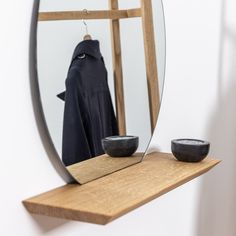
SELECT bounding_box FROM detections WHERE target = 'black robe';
[58,40,118,166]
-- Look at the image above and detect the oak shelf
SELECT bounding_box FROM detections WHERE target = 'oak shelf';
[23,152,220,225]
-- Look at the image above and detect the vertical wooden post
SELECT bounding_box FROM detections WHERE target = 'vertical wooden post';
[109,0,126,135]
[140,0,160,132]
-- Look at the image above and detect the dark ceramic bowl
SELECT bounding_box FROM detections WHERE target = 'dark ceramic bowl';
[102,136,139,157]
[171,139,210,162]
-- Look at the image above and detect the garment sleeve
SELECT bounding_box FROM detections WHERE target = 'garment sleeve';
[62,69,91,166]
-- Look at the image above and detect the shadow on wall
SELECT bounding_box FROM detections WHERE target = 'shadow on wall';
[196,1,236,235]
[30,215,68,234]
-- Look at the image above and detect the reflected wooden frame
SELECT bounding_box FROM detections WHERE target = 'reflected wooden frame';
[38,0,160,134]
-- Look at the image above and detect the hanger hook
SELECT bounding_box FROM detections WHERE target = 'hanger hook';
[82,9,89,35]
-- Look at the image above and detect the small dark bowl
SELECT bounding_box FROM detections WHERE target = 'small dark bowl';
[102,136,139,157]
[171,139,210,162]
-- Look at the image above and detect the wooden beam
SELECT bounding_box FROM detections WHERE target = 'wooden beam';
[109,0,126,135]
[140,0,160,132]
[38,8,141,21]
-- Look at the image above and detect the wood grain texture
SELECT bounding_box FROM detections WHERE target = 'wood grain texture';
[38,8,141,21]
[109,0,126,135]
[67,153,142,184]
[23,152,220,225]
[141,0,160,132]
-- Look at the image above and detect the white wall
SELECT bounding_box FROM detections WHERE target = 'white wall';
[1,0,235,236]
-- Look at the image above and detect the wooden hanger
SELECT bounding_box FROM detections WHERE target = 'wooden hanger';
[83,34,92,40]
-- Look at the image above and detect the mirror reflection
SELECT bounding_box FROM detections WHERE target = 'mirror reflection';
[37,0,165,183]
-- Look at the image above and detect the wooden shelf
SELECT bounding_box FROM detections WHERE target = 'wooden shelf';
[23,152,220,225]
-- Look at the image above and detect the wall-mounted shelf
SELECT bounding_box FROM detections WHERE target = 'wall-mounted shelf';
[23,152,220,225]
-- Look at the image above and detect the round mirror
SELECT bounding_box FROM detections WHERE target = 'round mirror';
[33,0,165,183]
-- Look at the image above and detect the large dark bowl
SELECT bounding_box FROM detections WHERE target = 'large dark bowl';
[102,136,139,157]
[171,139,210,162]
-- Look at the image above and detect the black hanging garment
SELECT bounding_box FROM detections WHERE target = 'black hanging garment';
[58,40,118,166]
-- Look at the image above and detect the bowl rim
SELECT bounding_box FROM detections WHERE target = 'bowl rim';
[102,135,139,141]
[171,138,210,146]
